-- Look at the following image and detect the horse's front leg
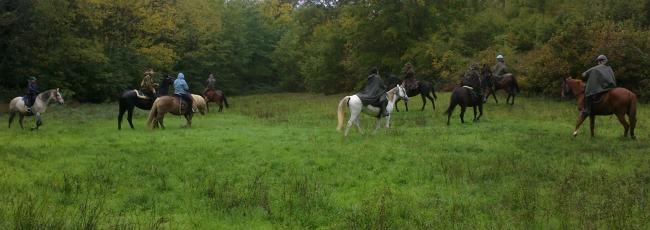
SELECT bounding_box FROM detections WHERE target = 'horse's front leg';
[184,113,193,128]
[372,117,381,135]
[395,98,400,112]
[31,113,42,131]
[573,114,587,137]
[384,114,391,129]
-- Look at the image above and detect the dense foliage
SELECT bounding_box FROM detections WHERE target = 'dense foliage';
[2,0,649,102]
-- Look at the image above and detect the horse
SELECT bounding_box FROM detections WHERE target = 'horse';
[146,95,194,129]
[562,77,637,139]
[336,85,408,136]
[118,76,173,130]
[192,94,207,115]
[386,75,437,112]
[202,88,229,112]
[444,86,484,125]
[481,64,520,105]
[8,88,65,130]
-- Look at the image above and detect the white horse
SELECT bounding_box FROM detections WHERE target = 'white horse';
[337,85,408,136]
[8,88,64,130]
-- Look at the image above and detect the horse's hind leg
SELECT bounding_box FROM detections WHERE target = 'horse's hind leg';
[118,106,125,130]
[572,114,587,137]
[18,115,25,129]
[460,106,466,123]
[426,93,436,111]
[127,108,135,129]
[589,115,596,137]
[420,94,427,111]
[8,112,16,128]
[615,113,630,138]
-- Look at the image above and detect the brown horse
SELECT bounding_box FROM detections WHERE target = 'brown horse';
[203,88,229,112]
[481,64,520,105]
[146,96,193,129]
[444,86,484,125]
[562,77,637,139]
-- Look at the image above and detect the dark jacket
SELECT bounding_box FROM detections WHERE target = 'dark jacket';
[357,73,387,105]
[583,64,616,97]
[493,62,508,77]
[462,69,481,89]
[27,81,39,95]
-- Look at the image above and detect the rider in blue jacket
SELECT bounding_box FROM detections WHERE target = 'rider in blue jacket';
[174,73,195,113]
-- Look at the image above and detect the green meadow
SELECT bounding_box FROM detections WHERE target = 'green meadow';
[1,93,649,229]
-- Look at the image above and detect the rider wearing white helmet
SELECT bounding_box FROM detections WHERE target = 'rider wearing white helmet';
[493,54,508,80]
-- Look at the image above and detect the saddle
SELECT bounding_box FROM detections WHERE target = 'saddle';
[462,86,482,103]
[174,94,191,114]
[592,91,606,104]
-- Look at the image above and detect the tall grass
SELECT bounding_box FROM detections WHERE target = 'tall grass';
[1,92,649,228]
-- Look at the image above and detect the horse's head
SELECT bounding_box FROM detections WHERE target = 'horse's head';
[561,77,582,99]
[396,84,408,102]
[480,64,493,86]
[162,76,174,86]
[52,88,64,105]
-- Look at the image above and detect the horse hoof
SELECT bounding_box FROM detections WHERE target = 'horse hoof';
[572,131,578,137]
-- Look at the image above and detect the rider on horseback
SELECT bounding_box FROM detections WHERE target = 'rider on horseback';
[203,73,217,95]
[357,67,388,118]
[493,55,508,80]
[402,62,418,91]
[141,68,158,97]
[581,54,616,116]
[462,63,483,102]
[174,73,196,113]
[26,76,39,113]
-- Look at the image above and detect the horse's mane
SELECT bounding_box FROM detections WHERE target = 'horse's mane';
[37,89,55,99]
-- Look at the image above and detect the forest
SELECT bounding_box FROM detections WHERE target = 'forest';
[1,0,650,102]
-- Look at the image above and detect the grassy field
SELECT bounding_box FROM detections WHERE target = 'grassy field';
[1,92,649,229]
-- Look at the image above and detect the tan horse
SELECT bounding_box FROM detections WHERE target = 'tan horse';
[146,95,194,129]
[192,94,207,115]
[8,88,64,130]
[562,77,637,139]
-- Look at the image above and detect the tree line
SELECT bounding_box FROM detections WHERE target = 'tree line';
[2,0,650,102]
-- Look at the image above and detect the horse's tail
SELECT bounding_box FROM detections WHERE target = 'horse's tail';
[223,94,229,108]
[337,96,351,131]
[147,99,159,128]
[512,76,520,93]
[444,92,456,116]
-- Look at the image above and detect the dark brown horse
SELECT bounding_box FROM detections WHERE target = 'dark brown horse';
[562,77,637,139]
[118,76,173,129]
[147,95,193,129]
[444,86,484,125]
[202,88,229,112]
[481,64,519,105]
[386,75,437,112]
[397,80,437,112]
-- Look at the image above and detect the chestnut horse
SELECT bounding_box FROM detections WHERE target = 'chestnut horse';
[203,88,229,112]
[562,77,637,139]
